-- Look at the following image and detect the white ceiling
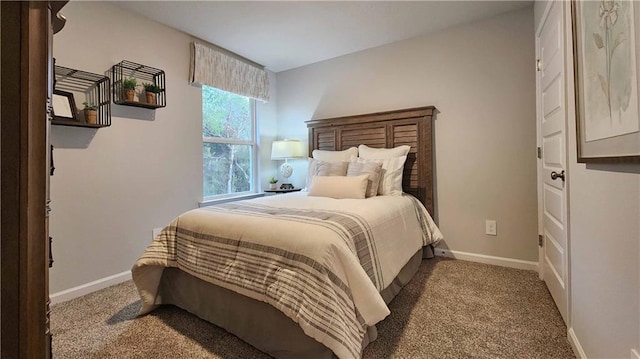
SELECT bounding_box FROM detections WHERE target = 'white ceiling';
[114,1,532,73]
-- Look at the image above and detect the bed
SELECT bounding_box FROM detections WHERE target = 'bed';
[132,106,441,358]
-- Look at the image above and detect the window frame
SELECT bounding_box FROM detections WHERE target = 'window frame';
[201,90,258,202]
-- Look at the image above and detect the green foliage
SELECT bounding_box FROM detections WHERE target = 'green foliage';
[269,176,278,184]
[82,102,97,111]
[143,82,161,93]
[122,78,138,90]
[202,85,251,140]
[202,85,253,197]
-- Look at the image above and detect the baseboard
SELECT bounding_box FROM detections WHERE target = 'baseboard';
[567,327,587,359]
[435,248,538,271]
[50,270,132,305]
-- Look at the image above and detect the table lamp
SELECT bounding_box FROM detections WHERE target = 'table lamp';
[271,139,305,189]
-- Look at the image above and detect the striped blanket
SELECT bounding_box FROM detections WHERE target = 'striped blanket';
[132,193,442,358]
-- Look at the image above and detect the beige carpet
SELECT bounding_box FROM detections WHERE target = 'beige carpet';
[51,258,575,358]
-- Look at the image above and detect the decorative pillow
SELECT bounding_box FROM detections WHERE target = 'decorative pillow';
[347,160,383,198]
[308,174,369,199]
[358,144,410,159]
[315,160,348,176]
[354,156,407,196]
[305,158,349,190]
[312,147,358,161]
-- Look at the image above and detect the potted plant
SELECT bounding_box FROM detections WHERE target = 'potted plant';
[143,82,161,104]
[122,78,137,102]
[82,102,98,125]
[269,176,278,190]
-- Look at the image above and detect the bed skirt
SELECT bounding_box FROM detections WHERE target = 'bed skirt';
[153,248,425,358]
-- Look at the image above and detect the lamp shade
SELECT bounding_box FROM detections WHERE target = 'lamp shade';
[271,139,305,160]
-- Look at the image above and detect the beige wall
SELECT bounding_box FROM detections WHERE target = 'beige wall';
[50,2,277,293]
[276,6,538,262]
[49,2,640,356]
[536,1,640,357]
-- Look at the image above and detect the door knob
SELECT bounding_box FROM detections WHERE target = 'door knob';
[550,170,565,182]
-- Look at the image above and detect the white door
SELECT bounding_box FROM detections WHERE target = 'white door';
[536,0,569,323]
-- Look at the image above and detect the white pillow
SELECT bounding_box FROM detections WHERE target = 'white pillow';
[308,174,369,199]
[312,147,358,161]
[305,157,316,190]
[347,160,383,198]
[354,156,407,196]
[358,144,410,159]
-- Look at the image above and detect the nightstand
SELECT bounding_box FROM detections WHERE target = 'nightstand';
[264,188,302,195]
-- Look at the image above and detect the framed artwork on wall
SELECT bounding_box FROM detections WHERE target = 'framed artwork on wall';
[52,90,78,122]
[571,0,640,163]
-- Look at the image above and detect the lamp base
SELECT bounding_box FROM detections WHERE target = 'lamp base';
[279,162,293,178]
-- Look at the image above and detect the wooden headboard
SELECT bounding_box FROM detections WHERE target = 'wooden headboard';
[306,106,438,216]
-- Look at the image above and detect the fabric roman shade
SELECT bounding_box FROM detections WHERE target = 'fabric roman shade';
[189,42,270,102]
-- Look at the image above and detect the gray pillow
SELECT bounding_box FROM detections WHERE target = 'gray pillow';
[315,161,348,177]
[347,161,383,198]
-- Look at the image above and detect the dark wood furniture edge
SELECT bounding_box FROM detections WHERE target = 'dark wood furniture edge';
[306,106,438,218]
[264,188,303,193]
[305,106,437,127]
[1,2,54,358]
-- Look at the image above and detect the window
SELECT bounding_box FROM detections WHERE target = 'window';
[202,85,257,200]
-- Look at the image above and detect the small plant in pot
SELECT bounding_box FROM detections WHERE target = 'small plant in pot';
[143,82,161,104]
[83,102,98,125]
[269,176,278,190]
[122,78,138,102]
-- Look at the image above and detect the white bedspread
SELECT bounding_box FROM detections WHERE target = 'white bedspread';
[132,192,442,358]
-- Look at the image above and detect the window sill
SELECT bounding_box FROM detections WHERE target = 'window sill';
[199,192,264,207]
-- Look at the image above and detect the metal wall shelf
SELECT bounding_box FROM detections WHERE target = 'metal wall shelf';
[53,64,111,128]
[111,60,166,109]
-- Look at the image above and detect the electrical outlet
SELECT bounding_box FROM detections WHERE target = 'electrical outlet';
[485,220,497,236]
[152,227,162,241]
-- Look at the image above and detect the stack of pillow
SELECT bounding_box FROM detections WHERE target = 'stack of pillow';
[306,144,410,199]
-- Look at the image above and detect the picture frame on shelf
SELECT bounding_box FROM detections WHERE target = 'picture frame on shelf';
[571,0,640,163]
[51,89,78,122]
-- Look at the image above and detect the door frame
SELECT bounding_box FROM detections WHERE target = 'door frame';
[535,0,572,327]
[1,2,50,358]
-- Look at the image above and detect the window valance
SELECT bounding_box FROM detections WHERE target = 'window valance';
[189,42,270,102]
